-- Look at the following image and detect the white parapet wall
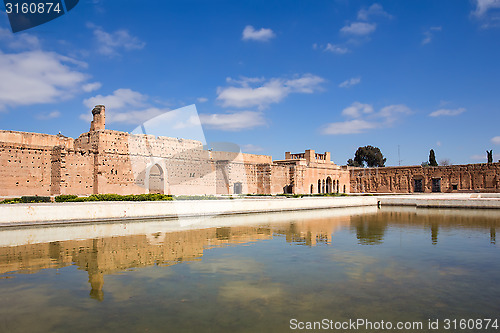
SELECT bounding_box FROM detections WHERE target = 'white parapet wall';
[379,193,500,209]
[0,196,379,227]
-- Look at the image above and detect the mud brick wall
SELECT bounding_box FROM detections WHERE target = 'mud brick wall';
[350,163,500,193]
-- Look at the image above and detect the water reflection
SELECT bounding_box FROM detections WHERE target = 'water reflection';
[1,207,498,303]
[0,208,361,301]
[0,207,499,333]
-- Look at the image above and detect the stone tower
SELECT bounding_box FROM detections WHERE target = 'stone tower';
[90,105,105,131]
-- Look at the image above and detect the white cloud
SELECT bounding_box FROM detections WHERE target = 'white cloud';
[216,74,324,109]
[197,97,208,103]
[472,0,500,17]
[341,102,373,118]
[242,25,275,42]
[357,4,392,21]
[0,28,41,50]
[242,144,264,152]
[82,82,102,92]
[472,0,500,28]
[340,22,377,35]
[87,23,145,56]
[36,111,61,120]
[322,119,376,135]
[324,43,349,54]
[422,26,442,45]
[172,114,201,130]
[200,111,266,131]
[79,106,167,125]
[339,77,361,88]
[83,88,147,110]
[322,102,412,135]
[491,136,500,145]
[378,104,412,123]
[429,107,466,117]
[0,50,88,110]
[108,107,167,124]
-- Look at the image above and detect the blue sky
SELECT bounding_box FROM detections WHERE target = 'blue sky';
[1,0,499,166]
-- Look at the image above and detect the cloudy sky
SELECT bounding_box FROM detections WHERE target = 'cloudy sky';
[0,0,499,165]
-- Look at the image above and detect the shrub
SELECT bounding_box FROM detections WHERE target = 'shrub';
[0,198,21,204]
[54,193,173,202]
[55,195,78,202]
[20,196,51,203]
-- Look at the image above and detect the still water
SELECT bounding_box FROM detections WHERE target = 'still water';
[0,207,499,332]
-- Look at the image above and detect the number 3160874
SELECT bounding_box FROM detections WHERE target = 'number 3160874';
[5,2,62,14]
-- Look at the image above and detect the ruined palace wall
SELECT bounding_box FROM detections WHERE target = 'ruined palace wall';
[270,163,293,194]
[0,131,81,196]
[0,130,74,150]
[90,131,217,195]
[350,163,500,193]
[302,162,350,194]
[0,142,53,196]
[59,150,96,196]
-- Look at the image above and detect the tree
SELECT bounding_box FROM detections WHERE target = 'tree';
[428,149,438,166]
[347,145,386,167]
[439,159,451,166]
[487,150,493,164]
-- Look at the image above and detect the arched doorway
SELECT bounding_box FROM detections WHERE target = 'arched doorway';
[326,177,332,193]
[148,164,164,194]
[318,179,321,193]
[234,182,242,194]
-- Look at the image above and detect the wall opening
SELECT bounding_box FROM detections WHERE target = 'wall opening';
[148,164,164,194]
[234,182,242,194]
[414,179,423,193]
[432,178,441,193]
[326,177,332,193]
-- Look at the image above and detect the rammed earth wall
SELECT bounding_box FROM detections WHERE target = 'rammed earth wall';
[350,163,500,193]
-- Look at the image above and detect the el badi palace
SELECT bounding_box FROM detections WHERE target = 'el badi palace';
[0,105,499,197]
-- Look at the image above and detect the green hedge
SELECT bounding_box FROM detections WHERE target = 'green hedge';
[0,196,51,204]
[2,192,351,204]
[55,193,173,202]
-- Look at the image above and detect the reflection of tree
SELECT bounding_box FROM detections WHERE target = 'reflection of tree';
[352,218,388,245]
[431,223,439,245]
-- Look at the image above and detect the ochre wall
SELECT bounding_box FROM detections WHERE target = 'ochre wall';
[350,163,500,193]
[3,106,497,197]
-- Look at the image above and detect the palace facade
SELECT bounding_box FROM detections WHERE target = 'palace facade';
[0,105,350,197]
[0,105,499,197]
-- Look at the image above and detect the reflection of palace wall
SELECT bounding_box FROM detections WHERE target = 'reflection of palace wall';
[0,226,273,276]
[350,163,500,193]
[0,216,353,300]
[0,225,275,300]
[0,105,351,196]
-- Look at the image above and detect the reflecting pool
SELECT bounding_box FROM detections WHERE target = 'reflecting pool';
[0,207,499,332]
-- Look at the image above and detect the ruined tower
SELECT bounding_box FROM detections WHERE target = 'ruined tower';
[90,105,105,131]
